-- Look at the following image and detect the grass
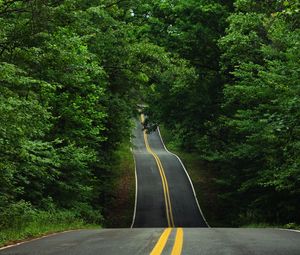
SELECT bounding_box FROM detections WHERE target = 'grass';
[104,139,135,228]
[0,210,99,248]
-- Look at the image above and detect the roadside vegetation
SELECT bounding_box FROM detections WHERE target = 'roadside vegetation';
[145,0,300,228]
[160,126,300,229]
[104,139,136,228]
[0,207,99,247]
[0,138,134,247]
[0,0,190,245]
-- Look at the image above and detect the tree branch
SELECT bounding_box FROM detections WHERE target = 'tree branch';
[103,0,126,9]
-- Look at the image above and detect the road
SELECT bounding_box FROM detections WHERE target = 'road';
[132,116,207,228]
[1,116,300,255]
[1,228,300,255]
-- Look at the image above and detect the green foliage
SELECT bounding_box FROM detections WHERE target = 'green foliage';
[201,0,300,225]
[143,0,300,226]
[104,139,135,228]
[140,0,230,148]
[1,0,299,233]
[1,0,199,239]
[0,200,99,246]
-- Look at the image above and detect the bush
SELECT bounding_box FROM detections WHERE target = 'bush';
[0,200,101,246]
[0,201,36,230]
[72,203,103,225]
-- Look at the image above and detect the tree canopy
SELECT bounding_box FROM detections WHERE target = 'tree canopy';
[145,0,300,225]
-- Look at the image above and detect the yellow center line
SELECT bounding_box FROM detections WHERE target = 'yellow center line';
[150,228,172,255]
[141,114,174,227]
[156,157,175,227]
[171,228,184,255]
[150,228,184,255]
[143,130,170,226]
[142,114,184,255]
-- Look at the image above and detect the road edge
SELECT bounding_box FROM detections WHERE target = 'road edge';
[279,228,300,233]
[157,127,210,228]
[130,147,138,228]
[0,229,84,251]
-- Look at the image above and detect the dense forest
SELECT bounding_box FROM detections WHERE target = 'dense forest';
[0,0,299,239]
[144,0,300,226]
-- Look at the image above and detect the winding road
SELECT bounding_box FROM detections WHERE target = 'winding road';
[1,115,300,255]
[132,115,207,228]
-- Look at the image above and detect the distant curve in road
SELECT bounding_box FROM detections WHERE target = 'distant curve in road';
[131,116,207,228]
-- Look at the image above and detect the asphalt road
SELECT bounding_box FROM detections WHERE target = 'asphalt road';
[1,228,300,255]
[1,117,300,254]
[132,118,207,228]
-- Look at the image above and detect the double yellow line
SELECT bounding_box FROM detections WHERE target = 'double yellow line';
[140,114,183,255]
[150,228,184,255]
[141,114,174,227]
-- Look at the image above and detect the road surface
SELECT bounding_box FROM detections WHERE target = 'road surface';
[1,228,300,255]
[1,116,300,254]
[131,116,207,228]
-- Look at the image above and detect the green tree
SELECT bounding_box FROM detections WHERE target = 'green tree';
[202,0,300,225]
